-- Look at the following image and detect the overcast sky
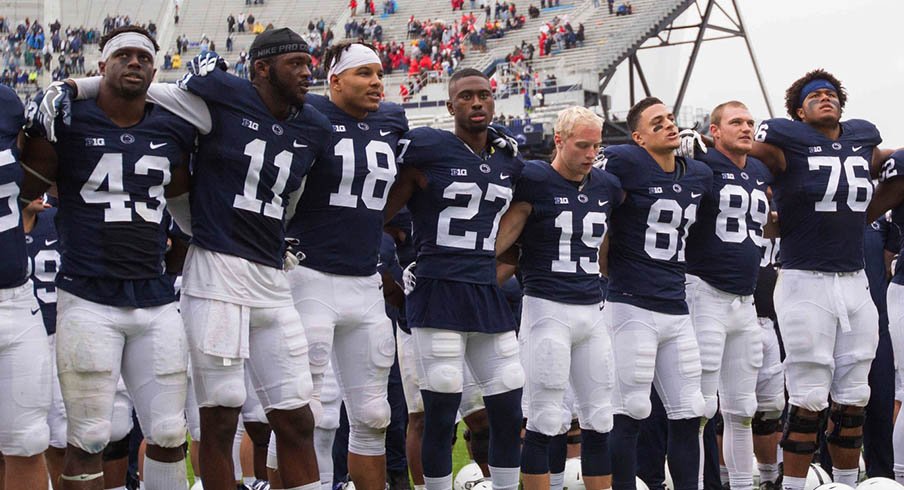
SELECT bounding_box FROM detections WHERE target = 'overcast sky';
[604,0,904,147]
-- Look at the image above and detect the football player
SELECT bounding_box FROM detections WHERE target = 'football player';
[599,97,710,490]
[749,69,895,490]
[384,68,525,490]
[683,101,773,490]
[282,41,407,490]
[20,26,193,489]
[0,84,52,490]
[29,26,332,490]
[751,237,784,490]
[494,106,620,490]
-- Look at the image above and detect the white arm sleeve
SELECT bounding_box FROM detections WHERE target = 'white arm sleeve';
[71,77,212,135]
[167,193,192,236]
[72,76,102,100]
[147,84,213,135]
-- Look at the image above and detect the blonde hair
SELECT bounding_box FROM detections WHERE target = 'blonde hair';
[710,100,748,127]
[555,106,603,141]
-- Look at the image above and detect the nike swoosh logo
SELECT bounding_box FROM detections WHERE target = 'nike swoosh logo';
[379,130,392,136]
[853,145,863,152]
[149,142,168,149]
[31,307,40,315]
[500,173,510,180]
[756,180,765,185]
[293,141,308,148]
[598,200,608,206]
[691,192,702,198]
[45,239,57,246]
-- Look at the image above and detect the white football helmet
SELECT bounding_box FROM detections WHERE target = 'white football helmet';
[806,464,833,490]
[563,457,585,490]
[470,481,493,490]
[454,462,486,490]
[856,478,904,490]
[637,477,650,490]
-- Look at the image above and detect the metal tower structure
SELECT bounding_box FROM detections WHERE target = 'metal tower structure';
[598,0,773,122]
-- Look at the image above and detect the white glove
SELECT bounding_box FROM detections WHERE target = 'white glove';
[187,51,229,77]
[488,125,519,157]
[27,81,74,142]
[675,128,706,159]
[283,238,306,271]
[593,147,607,169]
[402,262,417,295]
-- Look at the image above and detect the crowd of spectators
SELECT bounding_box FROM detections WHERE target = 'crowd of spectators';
[1,16,109,91]
[536,15,582,56]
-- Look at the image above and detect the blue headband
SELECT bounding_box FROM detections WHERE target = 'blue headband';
[799,79,837,107]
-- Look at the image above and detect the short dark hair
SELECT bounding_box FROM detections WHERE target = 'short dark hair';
[99,25,160,54]
[448,68,490,98]
[784,68,846,121]
[627,96,664,132]
[323,41,379,75]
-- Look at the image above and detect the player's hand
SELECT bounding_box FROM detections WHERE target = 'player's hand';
[593,147,607,169]
[25,81,74,142]
[283,238,306,271]
[402,262,417,295]
[187,51,229,77]
[488,125,519,157]
[675,128,706,159]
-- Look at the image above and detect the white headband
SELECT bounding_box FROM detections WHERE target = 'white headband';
[101,32,156,61]
[327,44,382,80]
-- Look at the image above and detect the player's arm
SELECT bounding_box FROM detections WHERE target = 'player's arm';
[496,261,517,285]
[867,151,904,223]
[749,141,786,175]
[19,135,57,202]
[495,201,531,256]
[381,270,405,309]
[165,152,192,235]
[598,234,610,277]
[384,165,426,224]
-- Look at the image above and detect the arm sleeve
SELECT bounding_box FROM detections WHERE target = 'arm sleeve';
[147,84,212,135]
[72,76,102,100]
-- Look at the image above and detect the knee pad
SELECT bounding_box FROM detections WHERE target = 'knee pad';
[206,378,247,409]
[798,386,831,413]
[357,397,392,430]
[703,397,718,420]
[825,404,865,449]
[687,390,706,418]
[148,416,188,449]
[426,362,464,394]
[499,362,525,392]
[529,407,566,436]
[752,410,782,436]
[533,337,570,390]
[307,340,332,374]
[585,406,614,434]
[74,420,113,454]
[780,405,824,455]
[102,435,131,461]
[4,422,50,457]
[623,393,652,420]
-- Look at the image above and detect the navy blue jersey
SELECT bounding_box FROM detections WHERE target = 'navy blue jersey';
[757,118,880,272]
[601,145,712,314]
[865,217,890,329]
[685,149,772,295]
[52,99,195,307]
[399,127,524,285]
[0,85,27,289]
[180,70,332,268]
[287,94,409,276]
[882,150,904,285]
[26,207,59,334]
[514,160,622,304]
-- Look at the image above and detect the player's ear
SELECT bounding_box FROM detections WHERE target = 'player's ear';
[446,100,454,115]
[795,106,805,121]
[631,131,644,147]
[553,132,562,148]
[98,60,107,76]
